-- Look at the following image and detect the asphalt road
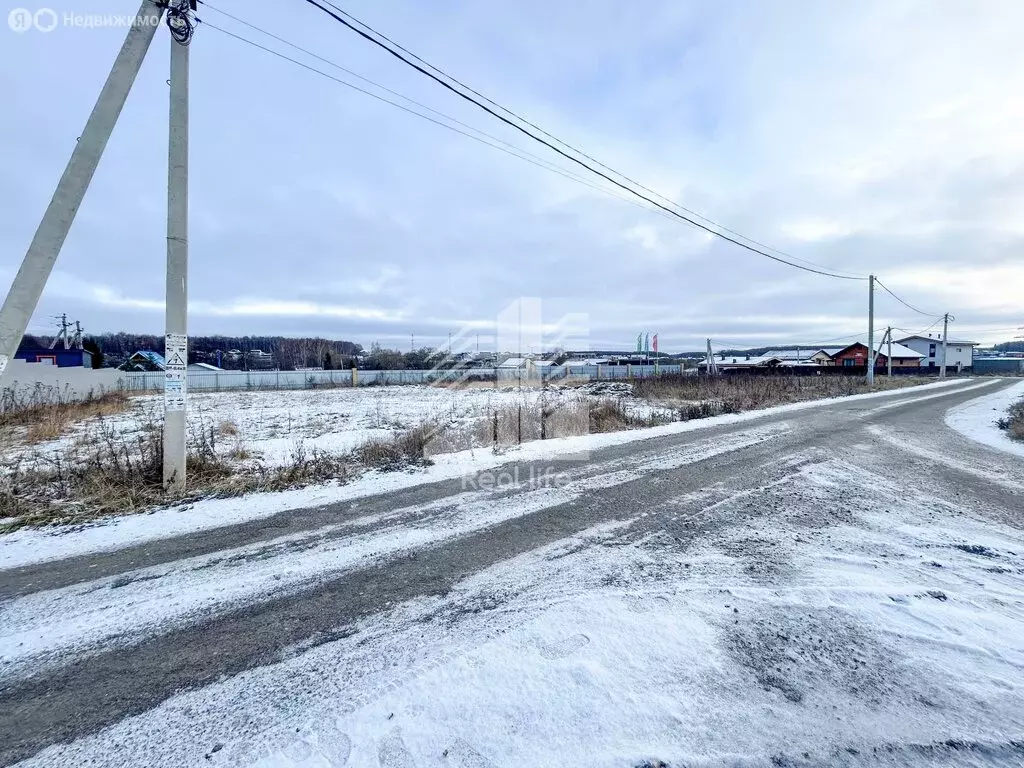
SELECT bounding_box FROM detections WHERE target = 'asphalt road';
[1,377,1021,766]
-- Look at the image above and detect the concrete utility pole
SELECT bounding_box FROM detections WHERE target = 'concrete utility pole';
[0,0,164,384]
[886,326,893,378]
[867,275,876,384]
[940,312,950,379]
[163,6,192,492]
[706,338,718,375]
[48,313,70,349]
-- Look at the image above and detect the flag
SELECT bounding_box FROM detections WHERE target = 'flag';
[636,334,642,353]
[652,334,658,353]
[645,333,650,354]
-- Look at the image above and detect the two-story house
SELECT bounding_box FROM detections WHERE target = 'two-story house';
[895,334,977,371]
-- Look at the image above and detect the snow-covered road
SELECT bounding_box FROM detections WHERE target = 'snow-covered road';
[2,378,1024,767]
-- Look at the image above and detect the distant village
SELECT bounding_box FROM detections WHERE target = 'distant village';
[13,322,1024,376]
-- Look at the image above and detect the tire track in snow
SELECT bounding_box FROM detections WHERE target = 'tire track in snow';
[0,424,790,683]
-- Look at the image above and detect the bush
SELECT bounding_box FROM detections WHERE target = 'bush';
[997,398,1024,441]
[0,386,131,442]
[356,424,435,470]
[632,373,927,414]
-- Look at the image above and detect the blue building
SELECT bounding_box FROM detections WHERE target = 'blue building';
[14,347,93,368]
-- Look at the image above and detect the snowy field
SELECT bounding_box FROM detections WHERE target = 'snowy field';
[0,381,667,469]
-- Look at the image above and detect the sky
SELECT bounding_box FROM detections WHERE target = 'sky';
[2,0,1023,353]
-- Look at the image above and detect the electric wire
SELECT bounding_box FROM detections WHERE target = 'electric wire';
[311,1,868,280]
[874,278,943,318]
[200,22,704,218]
[297,0,867,281]
[197,14,716,227]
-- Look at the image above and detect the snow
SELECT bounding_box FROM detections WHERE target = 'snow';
[0,378,973,570]
[17,454,1024,767]
[0,425,790,678]
[945,379,1024,458]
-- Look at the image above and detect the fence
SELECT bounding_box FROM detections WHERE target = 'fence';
[119,364,692,392]
[1,359,124,407]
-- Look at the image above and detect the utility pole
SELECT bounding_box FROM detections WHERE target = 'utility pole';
[0,0,165,385]
[940,312,950,378]
[867,275,875,384]
[163,2,195,492]
[886,326,893,378]
[706,338,718,375]
[48,313,69,350]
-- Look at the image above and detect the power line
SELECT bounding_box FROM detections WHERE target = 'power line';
[199,21,696,216]
[891,317,944,338]
[874,278,943,318]
[197,14,717,227]
[311,1,866,280]
[297,0,866,281]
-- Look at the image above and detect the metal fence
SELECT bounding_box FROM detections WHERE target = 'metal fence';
[120,364,691,392]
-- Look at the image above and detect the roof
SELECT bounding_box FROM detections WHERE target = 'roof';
[707,356,783,367]
[761,347,845,360]
[896,335,978,346]
[497,357,530,368]
[188,362,222,371]
[130,351,166,366]
[835,340,923,358]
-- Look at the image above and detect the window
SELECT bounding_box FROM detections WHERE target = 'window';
[929,343,936,357]
[843,358,856,367]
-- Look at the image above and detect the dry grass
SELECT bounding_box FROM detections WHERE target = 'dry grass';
[0,388,133,444]
[0,374,937,530]
[356,424,435,469]
[997,398,1024,442]
[0,417,446,530]
[632,373,932,415]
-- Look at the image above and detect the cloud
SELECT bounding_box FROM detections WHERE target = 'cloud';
[2,0,1023,350]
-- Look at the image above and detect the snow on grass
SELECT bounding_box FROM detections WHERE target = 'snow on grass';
[0,425,790,679]
[0,378,975,570]
[945,378,1024,458]
[19,455,1024,767]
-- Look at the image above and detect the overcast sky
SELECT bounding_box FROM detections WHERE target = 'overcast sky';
[2,0,1022,352]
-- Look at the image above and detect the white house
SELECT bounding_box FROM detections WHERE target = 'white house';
[895,334,977,371]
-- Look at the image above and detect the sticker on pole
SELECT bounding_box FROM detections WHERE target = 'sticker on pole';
[165,334,187,411]
[0,354,8,377]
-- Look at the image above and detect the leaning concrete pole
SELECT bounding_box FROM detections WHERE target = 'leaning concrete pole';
[866,275,875,384]
[0,1,165,383]
[163,25,190,492]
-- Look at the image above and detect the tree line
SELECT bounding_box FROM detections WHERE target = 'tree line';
[19,333,364,370]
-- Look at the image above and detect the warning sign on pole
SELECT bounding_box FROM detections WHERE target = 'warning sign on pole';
[165,333,187,412]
